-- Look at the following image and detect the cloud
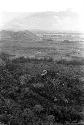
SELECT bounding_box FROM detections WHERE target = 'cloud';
[2,10,80,32]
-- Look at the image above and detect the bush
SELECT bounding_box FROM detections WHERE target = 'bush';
[0,57,83,125]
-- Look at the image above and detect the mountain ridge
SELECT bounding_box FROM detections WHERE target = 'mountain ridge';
[0,30,40,41]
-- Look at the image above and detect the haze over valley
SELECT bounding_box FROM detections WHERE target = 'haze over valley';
[0,11,84,61]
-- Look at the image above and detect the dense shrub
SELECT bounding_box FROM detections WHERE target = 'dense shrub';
[0,56,83,125]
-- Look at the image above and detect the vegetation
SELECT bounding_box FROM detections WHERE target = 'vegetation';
[0,54,83,125]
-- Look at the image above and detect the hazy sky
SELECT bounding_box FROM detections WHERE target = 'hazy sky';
[0,0,84,32]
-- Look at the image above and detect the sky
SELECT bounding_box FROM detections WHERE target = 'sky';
[0,0,84,32]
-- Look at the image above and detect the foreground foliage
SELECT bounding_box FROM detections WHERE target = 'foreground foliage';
[0,56,83,125]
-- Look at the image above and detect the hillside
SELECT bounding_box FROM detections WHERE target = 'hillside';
[0,30,84,61]
[0,30,40,55]
[0,30,40,41]
[0,56,83,125]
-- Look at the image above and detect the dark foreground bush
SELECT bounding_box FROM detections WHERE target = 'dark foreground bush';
[0,57,83,125]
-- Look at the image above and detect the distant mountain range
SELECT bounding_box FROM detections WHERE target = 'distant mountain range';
[2,11,80,32]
